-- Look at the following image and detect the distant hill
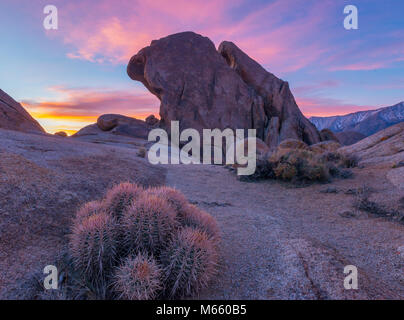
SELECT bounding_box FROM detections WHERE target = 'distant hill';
[310,102,404,144]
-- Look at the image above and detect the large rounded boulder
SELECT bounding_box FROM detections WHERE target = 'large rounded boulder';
[127,32,321,149]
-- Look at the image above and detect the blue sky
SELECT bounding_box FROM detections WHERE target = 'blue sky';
[0,0,403,133]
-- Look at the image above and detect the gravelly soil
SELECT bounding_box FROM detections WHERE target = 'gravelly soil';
[0,129,165,299]
[1,128,403,299]
[164,163,404,299]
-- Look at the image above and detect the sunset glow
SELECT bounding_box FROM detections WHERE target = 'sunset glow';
[0,0,403,134]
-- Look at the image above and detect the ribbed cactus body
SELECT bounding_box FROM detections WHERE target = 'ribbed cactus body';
[73,200,103,225]
[70,213,118,284]
[149,186,188,216]
[161,227,218,298]
[113,253,162,300]
[180,204,220,243]
[122,193,178,255]
[103,182,144,220]
[69,182,220,300]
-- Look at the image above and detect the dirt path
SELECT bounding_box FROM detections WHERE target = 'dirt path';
[164,163,404,299]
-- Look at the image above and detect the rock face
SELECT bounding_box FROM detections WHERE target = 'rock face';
[335,131,366,146]
[127,32,321,149]
[339,122,404,167]
[73,124,103,137]
[218,41,321,147]
[0,89,44,134]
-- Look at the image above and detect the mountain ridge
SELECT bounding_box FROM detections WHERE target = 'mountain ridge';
[309,101,404,137]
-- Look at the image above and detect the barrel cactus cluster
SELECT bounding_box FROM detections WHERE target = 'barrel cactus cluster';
[69,183,220,299]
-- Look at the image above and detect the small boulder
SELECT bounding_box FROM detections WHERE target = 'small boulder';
[97,114,136,131]
[96,114,151,139]
[72,124,103,137]
[145,114,159,126]
[54,131,68,137]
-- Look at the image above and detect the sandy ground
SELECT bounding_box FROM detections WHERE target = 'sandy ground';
[164,163,404,299]
[0,128,403,299]
[0,129,165,299]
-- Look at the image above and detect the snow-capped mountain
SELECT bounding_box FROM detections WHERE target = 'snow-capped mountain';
[310,101,404,137]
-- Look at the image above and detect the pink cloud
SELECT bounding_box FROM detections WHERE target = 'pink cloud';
[49,0,335,73]
[296,96,376,118]
[22,86,160,118]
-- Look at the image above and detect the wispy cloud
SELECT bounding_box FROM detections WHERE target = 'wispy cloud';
[49,0,336,73]
[22,86,160,133]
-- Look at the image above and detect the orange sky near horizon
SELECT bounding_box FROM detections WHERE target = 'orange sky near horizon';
[24,103,368,136]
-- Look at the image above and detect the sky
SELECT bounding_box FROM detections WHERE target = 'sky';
[0,0,403,134]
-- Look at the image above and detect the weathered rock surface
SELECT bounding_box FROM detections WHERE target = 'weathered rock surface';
[127,32,321,149]
[387,167,404,190]
[0,89,44,134]
[339,122,404,167]
[335,131,366,146]
[73,124,102,137]
[218,41,321,147]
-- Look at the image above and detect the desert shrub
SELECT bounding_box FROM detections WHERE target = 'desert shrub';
[392,161,404,169]
[161,227,218,298]
[353,188,400,218]
[339,154,358,168]
[121,193,179,255]
[318,151,357,167]
[269,148,330,182]
[273,162,298,180]
[264,146,358,184]
[103,182,144,220]
[113,253,162,300]
[354,196,390,216]
[68,183,220,300]
[235,158,275,182]
[70,213,118,294]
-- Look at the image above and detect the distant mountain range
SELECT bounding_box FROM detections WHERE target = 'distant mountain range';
[310,102,404,143]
